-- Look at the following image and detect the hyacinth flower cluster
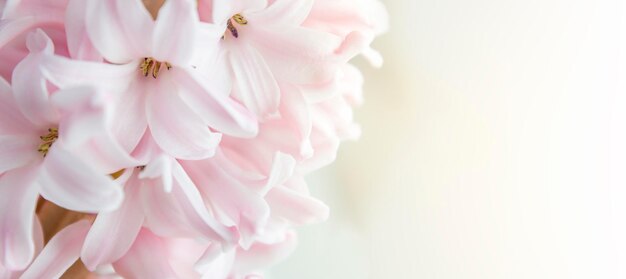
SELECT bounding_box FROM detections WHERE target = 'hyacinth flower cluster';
[0,0,387,277]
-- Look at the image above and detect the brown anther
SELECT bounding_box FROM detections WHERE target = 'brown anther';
[224,14,248,39]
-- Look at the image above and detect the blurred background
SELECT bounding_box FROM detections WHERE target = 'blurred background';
[270,0,626,278]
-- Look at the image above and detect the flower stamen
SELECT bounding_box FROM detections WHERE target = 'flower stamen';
[140,57,172,79]
[38,128,58,157]
[225,14,248,39]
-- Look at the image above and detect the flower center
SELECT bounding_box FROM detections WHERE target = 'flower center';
[140,57,172,79]
[225,14,248,39]
[38,128,58,157]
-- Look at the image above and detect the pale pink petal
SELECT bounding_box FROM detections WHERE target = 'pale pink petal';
[20,220,90,279]
[64,0,102,61]
[266,185,329,225]
[109,79,147,153]
[211,0,267,24]
[141,179,201,238]
[195,243,235,278]
[248,27,341,84]
[53,86,138,171]
[146,76,222,160]
[249,0,313,26]
[51,86,107,147]
[84,0,153,63]
[172,161,237,245]
[38,145,123,212]
[258,152,296,196]
[233,231,297,274]
[40,54,136,93]
[2,0,68,21]
[81,171,144,271]
[174,67,259,138]
[10,29,58,126]
[227,42,280,120]
[0,77,36,134]
[278,83,313,158]
[0,135,39,173]
[0,165,40,270]
[139,154,173,192]
[78,135,140,174]
[130,130,162,165]
[183,159,270,249]
[112,229,178,279]
[0,17,38,49]
[152,0,197,65]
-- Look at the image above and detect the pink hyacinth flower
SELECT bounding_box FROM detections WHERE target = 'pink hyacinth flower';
[38,0,258,160]
[0,30,136,270]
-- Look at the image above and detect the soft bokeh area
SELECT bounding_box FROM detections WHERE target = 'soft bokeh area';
[271,0,626,278]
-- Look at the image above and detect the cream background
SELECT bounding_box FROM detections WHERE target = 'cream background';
[271,0,626,278]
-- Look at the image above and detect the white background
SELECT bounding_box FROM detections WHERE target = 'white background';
[271,0,626,278]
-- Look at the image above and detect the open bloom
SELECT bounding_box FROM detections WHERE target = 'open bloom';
[38,0,258,160]
[0,0,388,277]
[0,30,135,270]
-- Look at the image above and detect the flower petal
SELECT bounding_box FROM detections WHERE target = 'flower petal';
[172,161,237,245]
[0,135,39,173]
[11,29,58,126]
[248,26,341,84]
[146,76,221,160]
[174,67,259,138]
[112,229,178,279]
[81,171,144,271]
[0,77,36,134]
[228,42,280,120]
[84,0,153,63]
[40,54,136,93]
[233,230,297,274]
[64,0,102,61]
[250,0,313,27]
[183,159,270,249]
[20,220,91,279]
[109,79,147,153]
[38,145,123,213]
[266,184,329,225]
[0,164,40,270]
[152,0,197,65]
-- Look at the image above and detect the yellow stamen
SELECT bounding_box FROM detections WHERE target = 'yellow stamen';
[38,128,58,157]
[110,169,125,179]
[139,57,171,79]
[232,14,248,25]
